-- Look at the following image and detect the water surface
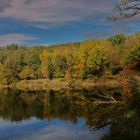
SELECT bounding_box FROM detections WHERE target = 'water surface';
[0,89,139,140]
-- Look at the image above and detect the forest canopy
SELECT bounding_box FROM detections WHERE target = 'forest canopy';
[0,32,140,85]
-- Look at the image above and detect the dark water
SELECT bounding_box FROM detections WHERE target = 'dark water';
[0,88,140,140]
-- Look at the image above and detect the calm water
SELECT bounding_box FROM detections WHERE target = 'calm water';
[0,88,140,140]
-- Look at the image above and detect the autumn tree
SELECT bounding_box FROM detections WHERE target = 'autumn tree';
[74,41,92,79]
[50,47,67,78]
[39,49,48,78]
[86,41,110,77]
[75,40,110,79]
[19,66,35,80]
[64,44,76,80]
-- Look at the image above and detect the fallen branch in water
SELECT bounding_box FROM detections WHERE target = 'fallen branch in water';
[93,100,124,104]
[90,121,112,131]
[94,91,116,101]
[90,91,124,104]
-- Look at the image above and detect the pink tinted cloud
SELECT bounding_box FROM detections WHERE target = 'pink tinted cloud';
[0,33,35,46]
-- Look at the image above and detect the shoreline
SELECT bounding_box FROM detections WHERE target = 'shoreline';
[0,76,139,91]
[0,78,121,91]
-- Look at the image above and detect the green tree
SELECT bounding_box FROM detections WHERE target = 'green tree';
[47,57,55,80]
[27,47,42,78]
[53,55,67,78]
[108,33,126,46]
[128,47,140,61]
[0,50,25,84]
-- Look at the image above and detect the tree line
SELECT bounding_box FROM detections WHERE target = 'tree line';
[0,32,140,84]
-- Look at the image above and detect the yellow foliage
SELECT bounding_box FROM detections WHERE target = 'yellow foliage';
[40,49,48,62]
[19,66,35,80]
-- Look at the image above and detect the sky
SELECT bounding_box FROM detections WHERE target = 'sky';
[0,0,140,46]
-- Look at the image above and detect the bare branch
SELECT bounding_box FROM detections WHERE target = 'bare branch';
[108,0,140,20]
[90,91,124,104]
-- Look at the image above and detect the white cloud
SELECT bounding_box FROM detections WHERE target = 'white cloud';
[0,0,117,24]
[0,33,35,46]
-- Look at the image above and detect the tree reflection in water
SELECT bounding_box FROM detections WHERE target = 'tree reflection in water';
[0,88,140,139]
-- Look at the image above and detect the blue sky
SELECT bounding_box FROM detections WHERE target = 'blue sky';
[0,0,140,46]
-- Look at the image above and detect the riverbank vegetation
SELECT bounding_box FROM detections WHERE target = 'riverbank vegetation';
[0,32,140,90]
